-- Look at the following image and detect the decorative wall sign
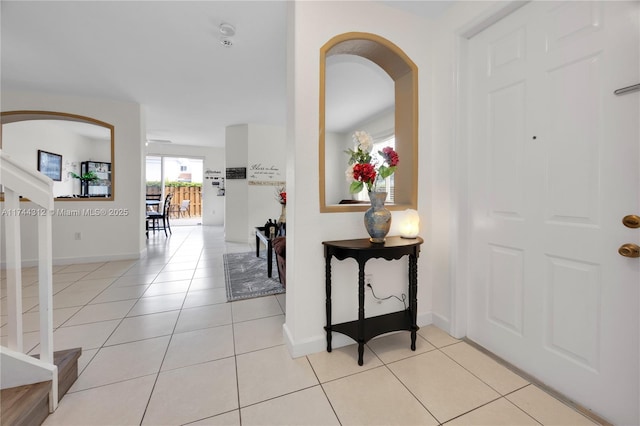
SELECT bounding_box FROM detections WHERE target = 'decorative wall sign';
[226,167,246,179]
[248,163,282,184]
[248,181,286,187]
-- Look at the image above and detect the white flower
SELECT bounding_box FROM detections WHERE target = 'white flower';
[345,164,355,182]
[353,130,373,153]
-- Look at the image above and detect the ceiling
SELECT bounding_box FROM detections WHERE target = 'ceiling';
[1,1,453,148]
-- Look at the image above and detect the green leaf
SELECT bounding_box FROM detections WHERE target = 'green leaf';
[378,165,396,179]
[350,181,364,194]
[71,171,99,181]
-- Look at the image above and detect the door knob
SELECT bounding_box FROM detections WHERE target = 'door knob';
[618,243,640,258]
[622,215,640,229]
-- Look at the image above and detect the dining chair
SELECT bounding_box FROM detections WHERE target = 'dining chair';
[146,193,173,237]
[146,193,162,212]
[178,199,191,217]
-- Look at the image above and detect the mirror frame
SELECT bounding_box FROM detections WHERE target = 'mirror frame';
[319,32,418,213]
[1,110,115,201]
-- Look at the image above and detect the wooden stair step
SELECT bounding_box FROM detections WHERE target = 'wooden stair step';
[0,381,51,426]
[0,347,83,426]
[32,347,82,401]
[54,347,82,400]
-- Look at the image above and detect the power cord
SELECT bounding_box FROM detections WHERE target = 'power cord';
[367,283,407,310]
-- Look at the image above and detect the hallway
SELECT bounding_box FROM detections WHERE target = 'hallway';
[1,226,600,425]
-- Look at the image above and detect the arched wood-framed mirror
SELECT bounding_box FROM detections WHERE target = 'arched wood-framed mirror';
[1,110,115,201]
[319,32,418,213]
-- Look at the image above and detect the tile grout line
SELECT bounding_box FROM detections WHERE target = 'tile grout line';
[138,226,205,425]
[461,337,609,426]
[65,261,155,396]
[381,343,443,425]
[62,234,191,404]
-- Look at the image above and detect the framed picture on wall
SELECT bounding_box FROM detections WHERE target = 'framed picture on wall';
[37,150,62,181]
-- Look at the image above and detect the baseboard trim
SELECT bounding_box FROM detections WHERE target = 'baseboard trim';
[417,311,433,328]
[283,324,328,358]
[0,252,142,268]
[431,312,451,334]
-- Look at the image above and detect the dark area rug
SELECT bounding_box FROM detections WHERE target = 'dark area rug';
[223,251,285,302]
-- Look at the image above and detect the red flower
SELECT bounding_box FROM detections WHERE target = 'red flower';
[275,187,286,205]
[346,130,400,193]
[381,147,399,167]
[353,163,377,184]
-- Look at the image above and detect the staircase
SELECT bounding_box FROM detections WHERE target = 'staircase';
[1,348,82,426]
[1,150,81,425]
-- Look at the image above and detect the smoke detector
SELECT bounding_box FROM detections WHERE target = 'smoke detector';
[219,23,236,37]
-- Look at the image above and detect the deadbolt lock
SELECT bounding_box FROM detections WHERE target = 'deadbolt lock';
[622,215,640,229]
[618,243,640,258]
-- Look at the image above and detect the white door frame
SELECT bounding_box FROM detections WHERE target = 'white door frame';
[449,1,530,338]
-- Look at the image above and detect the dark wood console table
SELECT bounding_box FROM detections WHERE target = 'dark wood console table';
[323,236,423,365]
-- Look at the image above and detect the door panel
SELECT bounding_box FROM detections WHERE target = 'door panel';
[546,2,602,52]
[488,83,526,218]
[488,27,525,74]
[467,2,639,424]
[487,245,524,336]
[545,255,600,370]
[545,55,601,224]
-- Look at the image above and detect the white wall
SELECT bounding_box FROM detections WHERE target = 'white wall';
[224,123,286,244]
[324,130,348,204]
[1,90,145,264]
[285,1,434,357]
[247,124,286,243]
[146,143,225,226]
[224,125,249,242]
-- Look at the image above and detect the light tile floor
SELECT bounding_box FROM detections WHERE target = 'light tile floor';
[1,226,601,425]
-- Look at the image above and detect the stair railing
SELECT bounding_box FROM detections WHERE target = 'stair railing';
[0,149,58,410]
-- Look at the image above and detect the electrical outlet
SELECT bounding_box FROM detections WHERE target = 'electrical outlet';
[365,274,373,287]
[74,232,81,240]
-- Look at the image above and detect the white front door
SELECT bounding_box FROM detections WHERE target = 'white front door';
[467,2,639,424]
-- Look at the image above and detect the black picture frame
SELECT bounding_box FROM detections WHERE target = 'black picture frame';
[37,150,62,181]
[226,167,246,179]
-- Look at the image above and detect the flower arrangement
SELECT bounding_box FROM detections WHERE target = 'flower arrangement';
[275,186,286,205]
[345,130,399,193]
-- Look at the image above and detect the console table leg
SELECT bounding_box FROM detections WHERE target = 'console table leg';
[409,253,418,351]
[358,261,366,365]
[255,234,260,258]
[325,253,332,352]
[267,241,273,278]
